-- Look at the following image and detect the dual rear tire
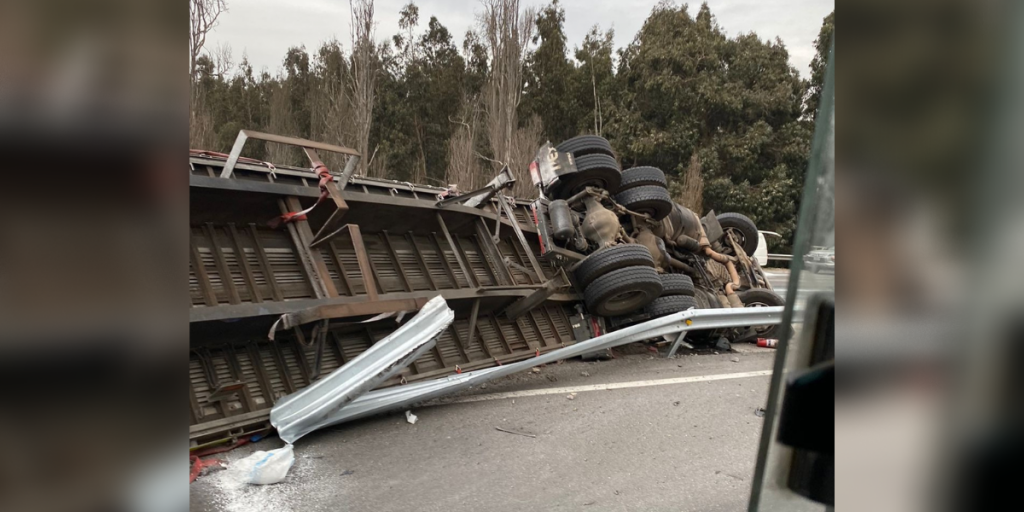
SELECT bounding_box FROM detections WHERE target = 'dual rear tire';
[577,244,663,317]
[553,136,673,222]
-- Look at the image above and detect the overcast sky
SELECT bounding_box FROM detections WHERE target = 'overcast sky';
[205,0,833,79]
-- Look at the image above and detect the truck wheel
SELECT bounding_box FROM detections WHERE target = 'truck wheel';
[556,135,614,158]
[619,166,667,191]
[737,289,785,339]
[575,244,655,288]
[614,185,673,220]
[659,273,695,297]
[645,295,698,318]
[584,266,663,317]
[549,153,622,199]
[716,212,759,255]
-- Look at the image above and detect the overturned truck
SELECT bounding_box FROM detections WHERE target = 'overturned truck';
[530,135,783,337]
[189,131,782,448]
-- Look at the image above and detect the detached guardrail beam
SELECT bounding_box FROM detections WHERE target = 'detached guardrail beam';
[270,296,454,444]
[307,306,786,430]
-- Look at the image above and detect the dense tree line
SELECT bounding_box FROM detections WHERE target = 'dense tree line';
[190,1,834,250]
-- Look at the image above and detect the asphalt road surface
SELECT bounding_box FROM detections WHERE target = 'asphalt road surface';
[191,351,776,512]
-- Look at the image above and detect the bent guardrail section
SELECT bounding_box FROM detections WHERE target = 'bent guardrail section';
[307,306,785,431]
[271,295,455,443]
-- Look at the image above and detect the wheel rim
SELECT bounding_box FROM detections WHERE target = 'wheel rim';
[744,301,774,334]
[724,227,747,250]
[599,288,653,315]
[606,290,644,309]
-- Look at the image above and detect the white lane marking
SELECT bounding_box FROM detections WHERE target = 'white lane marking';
[441,370,773,404]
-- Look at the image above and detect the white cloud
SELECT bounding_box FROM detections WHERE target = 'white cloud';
[206,0,833,78]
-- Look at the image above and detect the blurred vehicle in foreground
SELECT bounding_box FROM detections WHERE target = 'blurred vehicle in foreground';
[803,246,835,274]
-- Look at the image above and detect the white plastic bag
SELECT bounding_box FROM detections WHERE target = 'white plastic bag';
[227,444,295,485]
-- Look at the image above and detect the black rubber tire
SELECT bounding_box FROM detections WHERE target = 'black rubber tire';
[614,185,673,220]
[584,266,663,317]
[717,212,759,255]
[619,166,667,191]
[575,244,655,289]
[549,153,622,199]
[659,273,695,297]
[556,135,614,158]
[737,288,785,339]
[645,295,698,318]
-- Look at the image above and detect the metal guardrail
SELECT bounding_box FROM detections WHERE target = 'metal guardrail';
[302,306,785,434]
[270,296,454,443]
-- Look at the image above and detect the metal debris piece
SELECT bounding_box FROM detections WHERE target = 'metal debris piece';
[715,337,732,352]
[270,296,454,443]
[405,410,418,425]
[495,427,536,438]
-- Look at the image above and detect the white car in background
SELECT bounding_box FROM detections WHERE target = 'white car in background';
[754,231,782,267]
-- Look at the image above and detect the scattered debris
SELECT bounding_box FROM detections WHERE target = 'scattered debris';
[715,470,745,481]
[754,407,766,417]
[546,374,558,382]
[531,367,541,373]
[730,357,740,363]
[190,456,225,483]
[479,383,488,390]
[647,346,659,353]
[567,393,577,400]
[405,410,418,424]
[495,427,536,438]
[224,444,295,485]
[673,401,681,406]
[340,470,355,477]
[715,337,732,351]
[580,371,590,377]
[756,338,779,348]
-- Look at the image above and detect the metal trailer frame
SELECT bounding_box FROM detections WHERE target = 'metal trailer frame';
[189,131,584,446]
[301,306,785,435]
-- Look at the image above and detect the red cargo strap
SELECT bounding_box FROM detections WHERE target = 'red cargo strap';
[269,163,333,228]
